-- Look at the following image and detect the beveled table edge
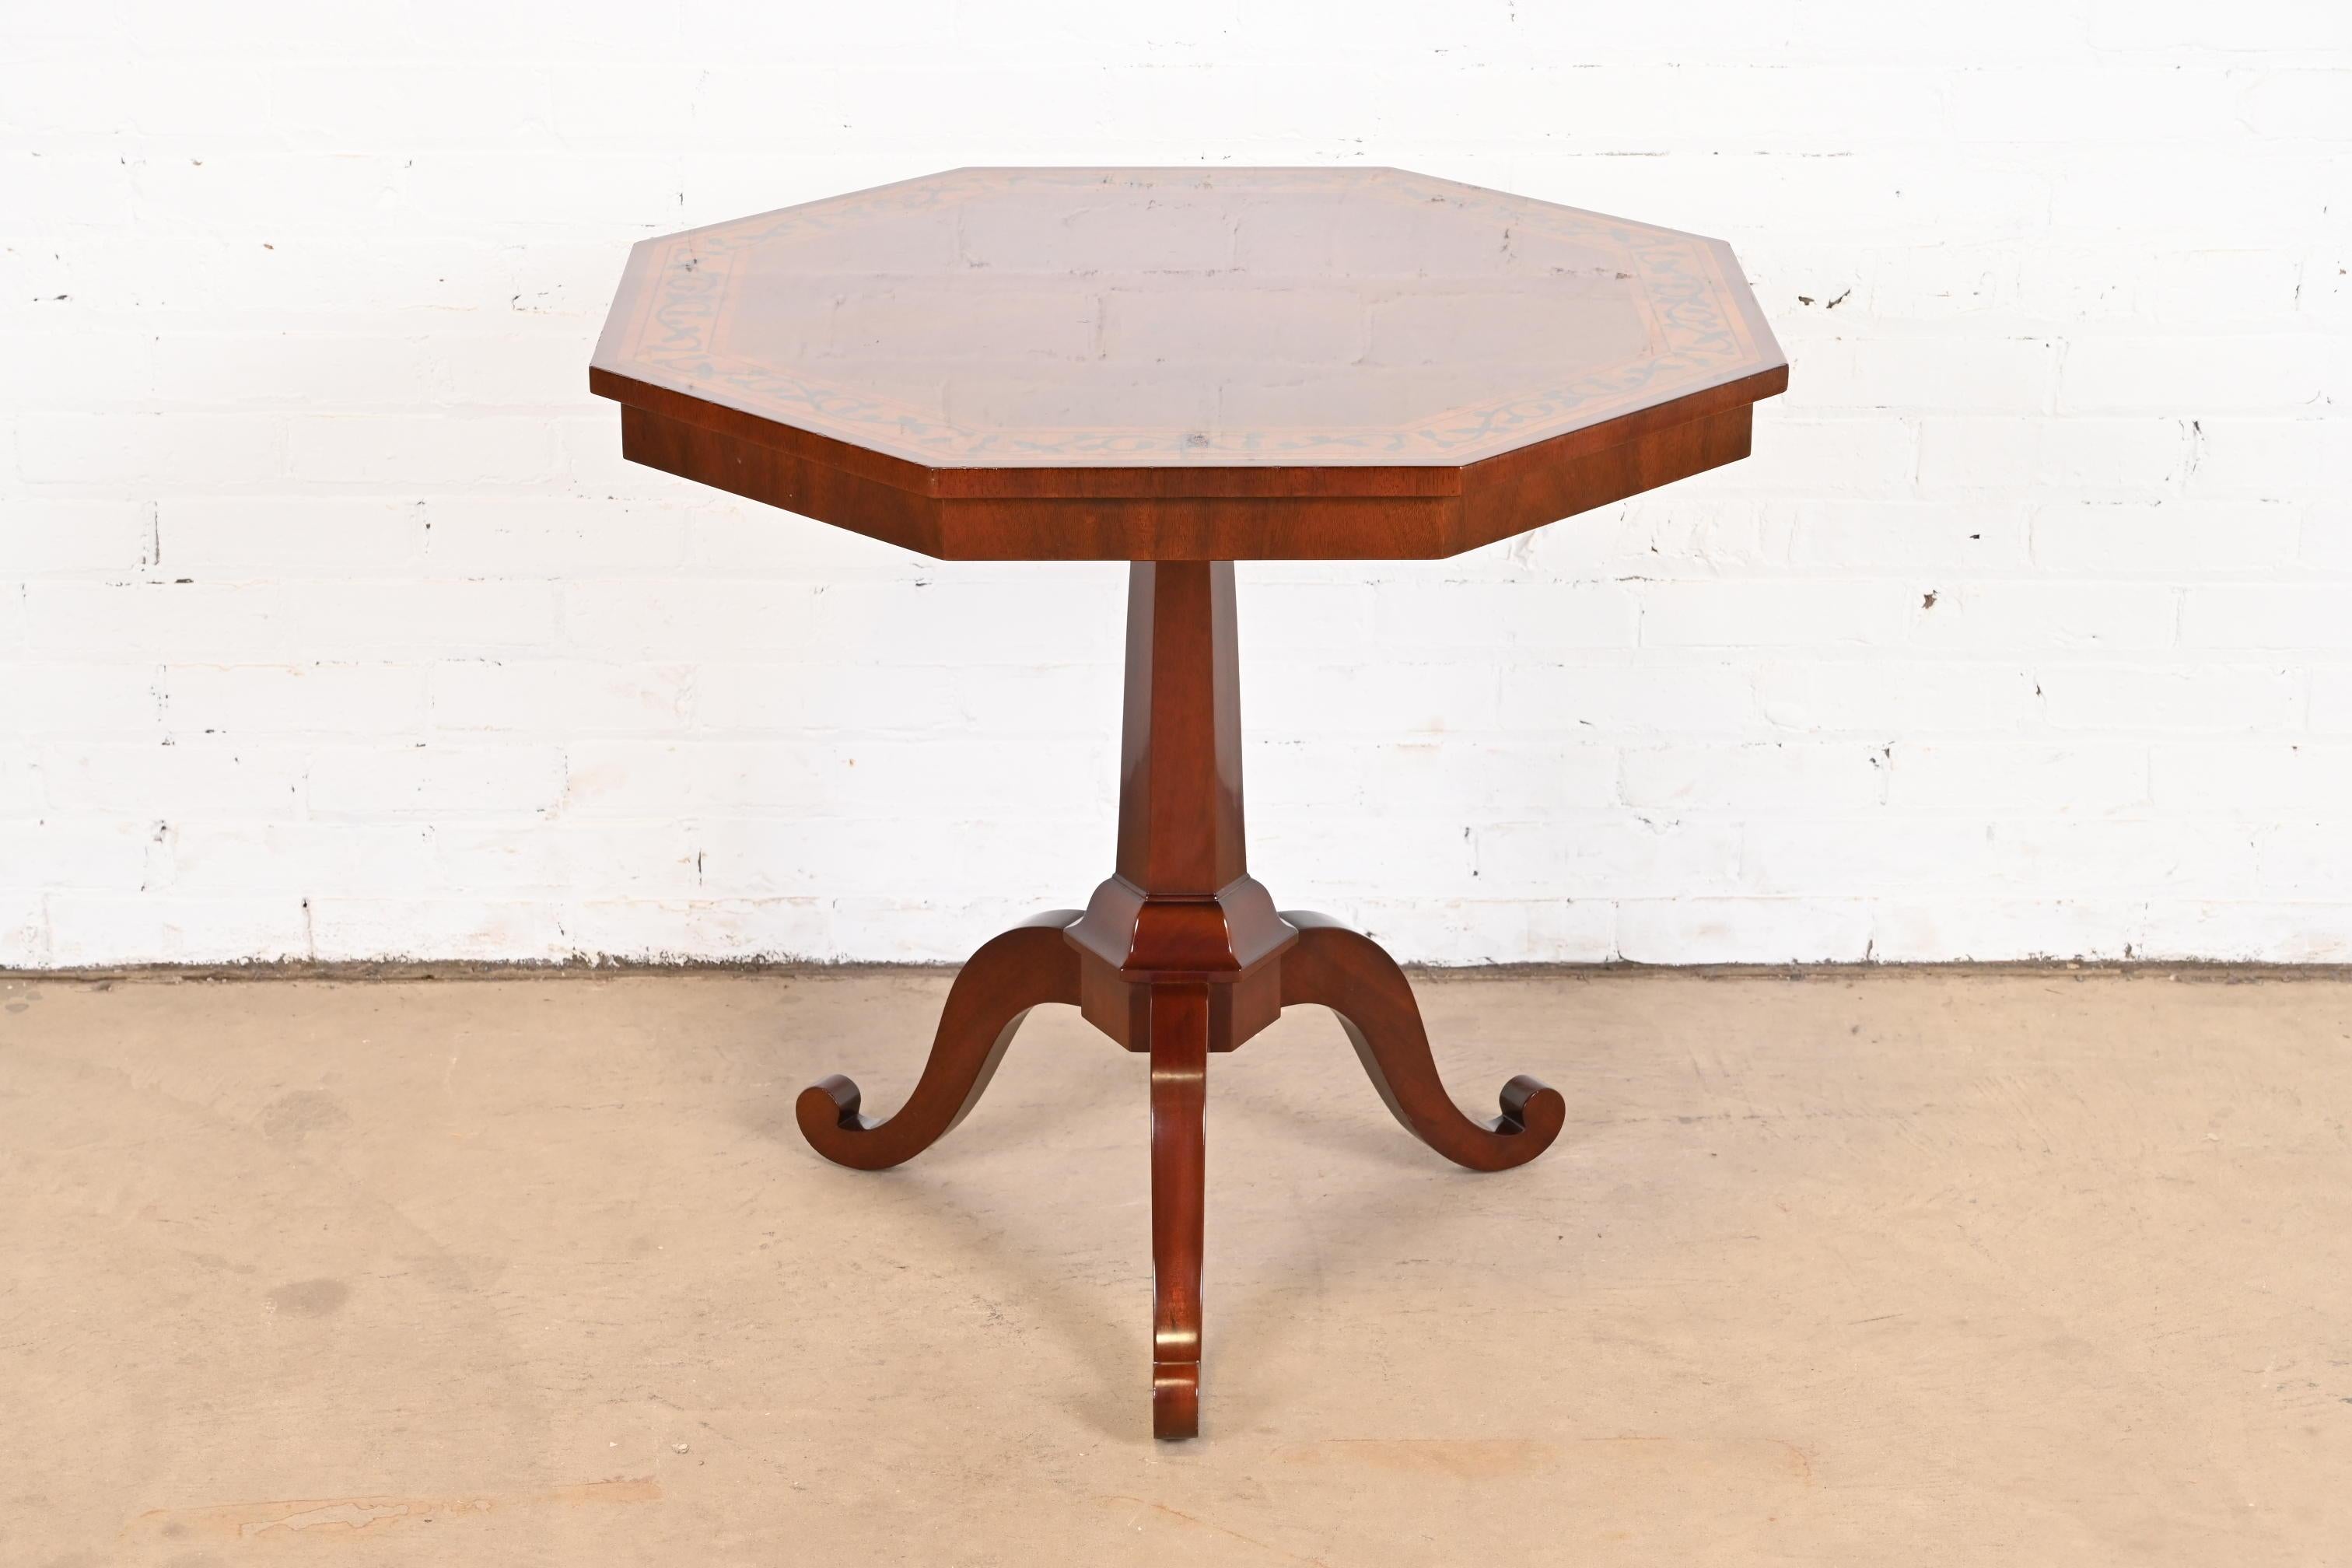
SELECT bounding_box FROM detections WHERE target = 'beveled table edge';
[589,171,1787,471]
[586,362,1789,509]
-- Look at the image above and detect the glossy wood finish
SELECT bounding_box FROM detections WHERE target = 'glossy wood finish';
[795,562,1563,1440]
[602,366,1779,561]
[590,167,1787,561]
[793,910,1081,1171]
[1147,984,1209,1440]
[1066,562,1293,989]
[593,167,1783,474]
[603,168,1779,1441]
[1279,912,1566,1171]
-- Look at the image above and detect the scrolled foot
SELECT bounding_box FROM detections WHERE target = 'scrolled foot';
[794,1073,866,1137]
[1497,1073,1567,1144]
[1148,984,1209,1440]
[797,911,1082,1171]
[1152,1361,1200,1440]
[1278,911,1565,1173]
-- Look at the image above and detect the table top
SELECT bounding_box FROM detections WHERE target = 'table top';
[590,167,1786,560]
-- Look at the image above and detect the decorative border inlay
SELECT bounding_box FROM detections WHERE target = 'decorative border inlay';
[593,168,1783,468]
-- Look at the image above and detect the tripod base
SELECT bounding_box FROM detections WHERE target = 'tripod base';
[796,560,1563,1439]
[795,902,1564,1440]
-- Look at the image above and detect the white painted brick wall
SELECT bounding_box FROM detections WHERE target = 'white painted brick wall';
[4,1,2349,966]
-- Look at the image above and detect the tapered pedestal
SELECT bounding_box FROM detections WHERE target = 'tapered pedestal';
[796,562,1565,1440]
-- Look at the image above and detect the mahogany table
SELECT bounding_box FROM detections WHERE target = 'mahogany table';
[590,166,1785,1440]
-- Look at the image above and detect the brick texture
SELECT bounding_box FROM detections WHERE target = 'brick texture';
[2,2,2348,964]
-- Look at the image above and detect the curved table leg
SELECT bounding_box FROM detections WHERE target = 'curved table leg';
[1277,910,1565,1172]
[1148,983,1209,1440]
[796,910,1083,1171]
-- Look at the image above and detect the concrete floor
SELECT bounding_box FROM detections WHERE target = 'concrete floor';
[2,966,2348,1566]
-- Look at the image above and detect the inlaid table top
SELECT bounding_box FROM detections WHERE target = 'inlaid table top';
[590,165,1786,558]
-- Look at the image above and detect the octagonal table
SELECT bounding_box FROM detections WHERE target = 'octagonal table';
[590,166,1785,1440]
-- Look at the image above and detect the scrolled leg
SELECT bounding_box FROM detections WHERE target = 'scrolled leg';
[1147,983,1209,1439]
[1277,911,1565,1173]
[796,910,1083,1171]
